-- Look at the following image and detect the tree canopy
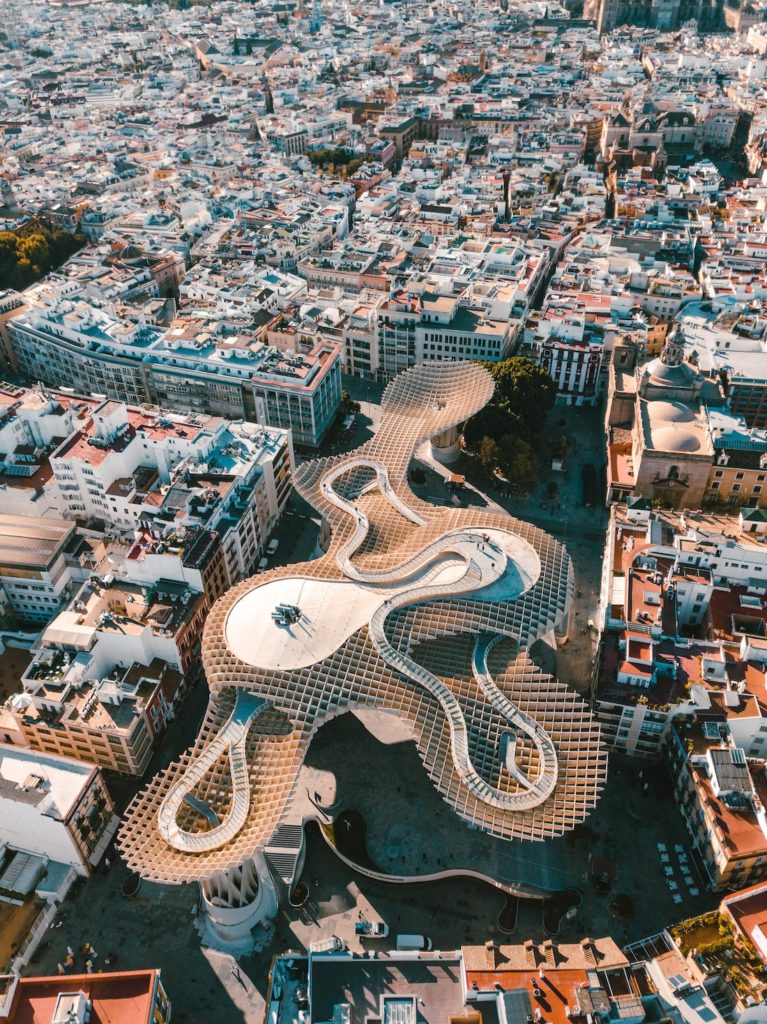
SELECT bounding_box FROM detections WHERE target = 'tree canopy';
[463,356,555,492]
[464,356,556,450]
[307,148,369,177]
[0,226,85,290]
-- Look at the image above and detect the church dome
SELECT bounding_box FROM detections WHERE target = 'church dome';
[652,426,702,453]
[644,357,696,387]
[648,400,695,424]
[644,399,707,454]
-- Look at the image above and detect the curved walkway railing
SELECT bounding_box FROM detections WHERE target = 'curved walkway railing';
[158,692,266,853]
[317,819,554,899]
[319,452,559,813]
[472,633,558,802]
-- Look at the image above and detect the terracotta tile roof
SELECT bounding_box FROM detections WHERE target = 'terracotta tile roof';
[3,970,159,1024]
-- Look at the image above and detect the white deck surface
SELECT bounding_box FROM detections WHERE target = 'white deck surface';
[225,528,539,671]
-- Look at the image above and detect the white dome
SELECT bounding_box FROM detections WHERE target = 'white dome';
[648,400,695,424]
[652,425,701,453]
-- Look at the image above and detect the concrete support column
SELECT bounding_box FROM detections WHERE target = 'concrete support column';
[200,847,278,946]
[430,425,460,465]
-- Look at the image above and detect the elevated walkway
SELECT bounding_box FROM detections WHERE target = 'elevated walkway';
[158,692,266,853]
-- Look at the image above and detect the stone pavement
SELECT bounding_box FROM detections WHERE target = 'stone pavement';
[26,692,717,1024]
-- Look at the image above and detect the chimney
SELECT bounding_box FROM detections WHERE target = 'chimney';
[485,939,500,968]
[541,939,557,967]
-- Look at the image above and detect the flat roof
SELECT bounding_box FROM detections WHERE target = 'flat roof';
[0,515,74,571]
[310,956,465,1024]
[3,970,159,1024]
[0,745,92,817]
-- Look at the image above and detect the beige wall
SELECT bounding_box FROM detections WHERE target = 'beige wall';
[704,463,767,510]
[633,449,712,508]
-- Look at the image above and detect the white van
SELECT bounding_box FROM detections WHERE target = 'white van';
[395,934,432,951]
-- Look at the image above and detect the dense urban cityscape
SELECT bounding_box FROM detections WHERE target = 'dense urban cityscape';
[2,0,767,1021]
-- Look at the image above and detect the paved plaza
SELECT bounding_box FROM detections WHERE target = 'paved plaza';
[28,713,717,1024]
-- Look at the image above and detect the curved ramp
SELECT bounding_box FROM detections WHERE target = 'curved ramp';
[472,633,558,803]
[158,692,266,853]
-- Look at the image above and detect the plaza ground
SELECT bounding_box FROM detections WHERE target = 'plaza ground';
[29,712,718,1024]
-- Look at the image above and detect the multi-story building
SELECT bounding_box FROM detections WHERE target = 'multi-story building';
[0,515,81,625]
[0,383,83,517]
[705,412,767,510]
[665,720,767,891]
[377,289,516,380]
[0,745,117,875]
[594,504,767,760]
[525,310,607,407]
[6,292,342,447]
[5,575,206,774]
[49,397,293,585]
[0,969,170,1024]
[0,290,25,369]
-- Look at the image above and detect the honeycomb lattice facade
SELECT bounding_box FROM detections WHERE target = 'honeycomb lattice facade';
[118,362,607,884]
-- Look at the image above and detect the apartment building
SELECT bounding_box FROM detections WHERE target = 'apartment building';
[377,289,515,380]
[6,291,342,447]
[0,745,117,875]
[665,721,767,890]
[0,516,81,625]
[594,505,767,759]
[5,574,206,774]
[525,310,607,407]
[49,397,293,585]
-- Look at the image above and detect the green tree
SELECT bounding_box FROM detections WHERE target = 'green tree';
[498,436,537,493]
[478,436,501,473]
[464,356,555,450]
[0,225,84,289]
[340,388,360,415]
[550,433,568,460]
[17,233,50,276]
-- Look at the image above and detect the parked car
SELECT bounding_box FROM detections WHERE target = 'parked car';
[257,557,269,573]
[355,921,389,938]
[267,538,280,556]
[309,936,344,954]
